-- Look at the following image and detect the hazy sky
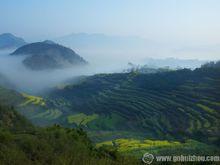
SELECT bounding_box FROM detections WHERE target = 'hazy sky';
[1,0,220,45]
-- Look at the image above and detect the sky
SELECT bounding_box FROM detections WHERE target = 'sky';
[0,0,220,59]
[0,0,219,42]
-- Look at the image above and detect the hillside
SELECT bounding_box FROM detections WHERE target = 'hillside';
[0,33,26,50]
[0,73,15,89]
[0,104,138,165]
[47,65,220,145]
[0,63,220,159]
[0,105,33,131]
[11,41,88,70]
[0,85,61,126]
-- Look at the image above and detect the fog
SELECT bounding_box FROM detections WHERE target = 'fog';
[55,33,219,66]
[0,46,208,95]
[0,51,129,94]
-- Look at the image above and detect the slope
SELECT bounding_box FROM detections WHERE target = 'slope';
[11,41,87,70]
[0,104,139,165]
[0,33,26,50]
[48,66,220,146]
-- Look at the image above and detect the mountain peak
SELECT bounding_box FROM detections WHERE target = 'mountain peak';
[43,40,56,45]
[0,33,14,37]
[0,33,26,49]
[11,41,88,70]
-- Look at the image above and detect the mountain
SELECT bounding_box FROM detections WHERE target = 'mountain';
[11,41,88,70]
[0,63,219,159]
[47,64,220,145]
[56,33,220,66]
[55,33,161,65]
[0,33,26,50]
[42,40,56,44]
[56,33,153,49]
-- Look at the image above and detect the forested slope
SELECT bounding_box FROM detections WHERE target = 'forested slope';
[49,65,220,146]
[0,104,138,165]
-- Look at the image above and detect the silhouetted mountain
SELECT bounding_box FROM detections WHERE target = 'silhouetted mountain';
[56,33,153,48]
[0,33,26,50]
[43,40,56,44]
[55,33,161,64]
[11,41,88,70]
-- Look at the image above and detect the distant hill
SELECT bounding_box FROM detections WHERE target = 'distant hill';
[123,62,172,73]
[55,33,160,64]
[56,33,153,49]
[142,57,206,69]
[56,33,219,66]
[0,33,26,50]
[11,41,88,70]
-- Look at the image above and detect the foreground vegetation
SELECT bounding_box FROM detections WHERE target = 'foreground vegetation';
[0,105,139,165]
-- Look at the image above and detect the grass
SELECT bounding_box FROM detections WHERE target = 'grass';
[67,113,99,126]
[20,93,46,106]
[31,109,62,120]
[88,113,126,130]
[96,138,220,157]
[97,138,181,153]
[197,103,215,113]
[201,99,220,106]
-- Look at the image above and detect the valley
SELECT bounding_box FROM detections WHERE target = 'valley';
[0,62,219,160]
[1,1,220,164]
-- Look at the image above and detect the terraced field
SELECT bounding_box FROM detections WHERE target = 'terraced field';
[20,93,46,106]
[1,64,220,156]
[49,67,220,145]
[67,113,99,126]
[0,87,62,126]
[96,138,219,157]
